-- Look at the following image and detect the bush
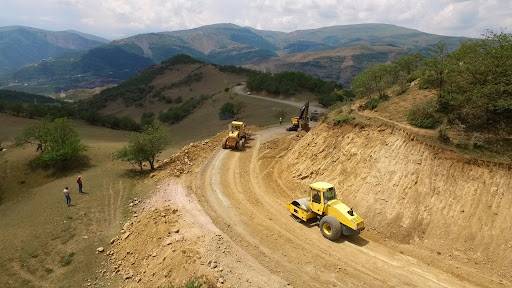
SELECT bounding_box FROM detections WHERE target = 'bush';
[332,114,355,126]
[361,93,389,111]
[407,100,442,129]
[140,112,155,128]
[113,121,167,171]
[218,102,238,120]
[159,96,208,124]
[438,125,451,143]
[362,98,380,110]
[17,118,87,168]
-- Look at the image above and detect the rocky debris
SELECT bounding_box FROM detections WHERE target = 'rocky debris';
[155,134,224,178]
[123,270,134,280]
[96,247,105,253]
[128,197,142,207]
[122,232,131,240]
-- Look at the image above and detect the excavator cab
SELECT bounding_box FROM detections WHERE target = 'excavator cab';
[288,182,365,241]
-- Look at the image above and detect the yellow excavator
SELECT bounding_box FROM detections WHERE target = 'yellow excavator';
[288,182,365,241]
[287,101,310,132]
[222,121,248,150]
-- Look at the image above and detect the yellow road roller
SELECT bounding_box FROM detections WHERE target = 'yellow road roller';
[288,182,365,241]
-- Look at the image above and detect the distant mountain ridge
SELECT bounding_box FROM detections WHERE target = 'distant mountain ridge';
[1,23,469,94]
[0,26,109,74]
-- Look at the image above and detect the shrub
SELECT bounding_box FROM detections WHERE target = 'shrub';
[438,125,451,143]
[159,96,208,124]
[16,118,87,168]
[140,112,155,128]
[218,102,238,120]
[362,98,381,110]
[361,93,389,111]
[407,100,442,129]
[332,114,355,126]
[113,121,167,171]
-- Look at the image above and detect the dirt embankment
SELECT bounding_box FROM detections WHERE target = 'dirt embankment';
[99,132,285,288]
[276,123,512,284]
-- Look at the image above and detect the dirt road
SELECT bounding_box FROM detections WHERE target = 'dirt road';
[191,126,479,288]
[232,85,327,113]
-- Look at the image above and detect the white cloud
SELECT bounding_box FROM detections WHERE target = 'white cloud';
[0,0,510,39]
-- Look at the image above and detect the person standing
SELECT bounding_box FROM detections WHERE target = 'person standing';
[63,187,71,207]
[77,176,84,194]
[279,117,283,125]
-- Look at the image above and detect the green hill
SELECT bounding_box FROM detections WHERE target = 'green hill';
[5,46,153,94]
[0,26,108,75]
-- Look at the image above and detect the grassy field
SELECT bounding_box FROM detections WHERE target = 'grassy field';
[0,114,153,287]
[0,88,298,287]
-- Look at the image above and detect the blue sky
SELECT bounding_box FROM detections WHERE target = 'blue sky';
[0,0,510,39]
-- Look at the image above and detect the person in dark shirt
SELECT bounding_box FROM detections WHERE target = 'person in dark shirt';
[77,176,84,194]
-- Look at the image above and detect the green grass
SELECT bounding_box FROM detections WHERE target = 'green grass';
[331,113,355,126]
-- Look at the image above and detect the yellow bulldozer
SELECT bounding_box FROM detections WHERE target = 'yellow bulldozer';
[288,182,365,241]
[222,121,248,150]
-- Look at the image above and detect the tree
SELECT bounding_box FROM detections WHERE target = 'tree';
[140,112,155,128]
[114,121,167,171]
[352,64,395,98]
[218,102,242,120]
[16,118,86,167]
[437,32,512,132]
[420,42,448,92]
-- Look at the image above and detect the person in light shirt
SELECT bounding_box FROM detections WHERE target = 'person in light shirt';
[63,187,71,207]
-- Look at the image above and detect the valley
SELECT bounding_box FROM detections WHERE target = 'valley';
[0,12,510,288]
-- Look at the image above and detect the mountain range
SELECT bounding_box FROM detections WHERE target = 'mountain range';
[0,23,468,94]
[0,26,108,75]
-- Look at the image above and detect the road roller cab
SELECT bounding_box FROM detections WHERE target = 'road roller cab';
[288,182,365,241]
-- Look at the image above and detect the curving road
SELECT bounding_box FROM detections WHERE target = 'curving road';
[232,84,327,113]
[191,126,478,288]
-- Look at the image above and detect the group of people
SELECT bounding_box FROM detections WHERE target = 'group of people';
[63,176,85,207]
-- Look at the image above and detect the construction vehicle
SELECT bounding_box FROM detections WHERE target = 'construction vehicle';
[287,101,310,132]
[222,121,248,150]
[288,182,365,241]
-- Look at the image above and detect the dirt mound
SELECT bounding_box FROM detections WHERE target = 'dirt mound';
[277,123,512,285]
[156,132,224,178]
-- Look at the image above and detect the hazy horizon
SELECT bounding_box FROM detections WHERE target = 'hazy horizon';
[0,0,510,40]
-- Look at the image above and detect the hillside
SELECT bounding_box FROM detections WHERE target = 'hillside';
[0,26,108,75]
[247,45,405,85]
[86,55,299,130]
[4,46,153,94]
[3,23,468,94]
[0,89,57,104]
